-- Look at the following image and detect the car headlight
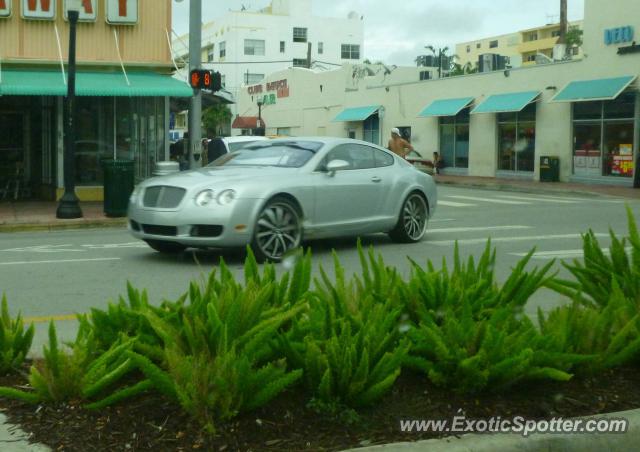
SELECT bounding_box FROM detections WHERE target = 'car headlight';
[194,189,215,206]
[217,189,236,205]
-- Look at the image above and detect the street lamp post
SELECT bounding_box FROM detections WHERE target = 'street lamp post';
[257,99,264,136]
[56,0,83,219]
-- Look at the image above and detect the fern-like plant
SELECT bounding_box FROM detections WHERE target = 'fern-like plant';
[0,295,35,374]
[279,249,409,409]
[547,206,640,308]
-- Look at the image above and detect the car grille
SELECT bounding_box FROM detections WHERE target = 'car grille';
[143,186,186,208]
[142,224,178,236]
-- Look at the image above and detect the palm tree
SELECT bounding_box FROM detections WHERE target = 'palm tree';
[417,46,458,78]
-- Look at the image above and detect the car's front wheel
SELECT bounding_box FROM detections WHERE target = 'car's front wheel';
[388,192,429,243]
[145,240,186,254]
[251,197,302,262]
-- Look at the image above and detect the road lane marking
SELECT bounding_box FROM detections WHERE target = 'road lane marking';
[428,233,609,246]
[428,226,531,234]
[24,314,79,324]
[495,195,578,204]
[447,195,531,205]
[2,244,84,253]
[0,257,121,266]
[429,218,457,223]
[511,246,632,260]
[438,200,477,207]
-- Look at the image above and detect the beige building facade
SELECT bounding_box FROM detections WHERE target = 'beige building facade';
[238,0,639,186]
[0,0,191,201]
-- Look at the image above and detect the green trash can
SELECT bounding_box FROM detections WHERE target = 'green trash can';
[101,159,135,217]
[540,156,560,182]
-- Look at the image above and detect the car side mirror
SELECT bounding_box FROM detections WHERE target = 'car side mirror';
[326,159,350,176]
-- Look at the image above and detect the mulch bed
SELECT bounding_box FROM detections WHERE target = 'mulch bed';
[1,365,640,451]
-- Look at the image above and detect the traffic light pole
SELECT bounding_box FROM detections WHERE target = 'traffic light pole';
[188,0,202,169]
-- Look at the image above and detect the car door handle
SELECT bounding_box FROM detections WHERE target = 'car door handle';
[371,176,382,183]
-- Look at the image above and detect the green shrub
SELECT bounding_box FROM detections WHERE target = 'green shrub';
[279,249,409,409]
[0,295,35,374]
[547,206,640,308]
[400,243,555,323]
[539,280,640,373]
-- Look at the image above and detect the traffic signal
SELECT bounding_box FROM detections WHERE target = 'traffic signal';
[189,69,222,92]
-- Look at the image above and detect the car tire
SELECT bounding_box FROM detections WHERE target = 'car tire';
[251,197,302,262]
[145,240,186,254]
[388,192,429,243]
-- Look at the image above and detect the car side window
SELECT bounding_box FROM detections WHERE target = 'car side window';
[374,148,395,168]
[319,144,376,171]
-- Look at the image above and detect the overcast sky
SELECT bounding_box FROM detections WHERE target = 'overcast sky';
[172,0,585,65]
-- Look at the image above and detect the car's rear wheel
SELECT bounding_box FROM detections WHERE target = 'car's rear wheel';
[251,197,302,262]
[145,240,186,254]
[389,192,428,243]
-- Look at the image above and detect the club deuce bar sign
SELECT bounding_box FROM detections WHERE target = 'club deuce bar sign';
[0,0,139,24]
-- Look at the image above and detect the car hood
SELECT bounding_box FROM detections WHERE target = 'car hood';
[141,166,297,189]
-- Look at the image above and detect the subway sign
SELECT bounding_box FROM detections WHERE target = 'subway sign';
[0,0,137,24]
[604,26,634,45]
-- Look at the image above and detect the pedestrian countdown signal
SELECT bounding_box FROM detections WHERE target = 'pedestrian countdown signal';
[189,69,222,92]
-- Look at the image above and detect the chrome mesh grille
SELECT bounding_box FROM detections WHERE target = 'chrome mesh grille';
[142,186,186,208]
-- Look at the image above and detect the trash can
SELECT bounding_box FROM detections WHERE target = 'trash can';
[101,159,135,217]
[540,156,560,182]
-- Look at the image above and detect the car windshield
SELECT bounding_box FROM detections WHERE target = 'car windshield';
[209,141,322,168]
[228,140,260,152]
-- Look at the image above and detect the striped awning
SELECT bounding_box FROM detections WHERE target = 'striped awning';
[471,91,540,114]
[551,75,636,102]
[0,70,193,97]
[418,97,474,117]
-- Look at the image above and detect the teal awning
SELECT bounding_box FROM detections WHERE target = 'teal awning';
[418,97,474,117]
[333,105,381,122]
[551,75,636,102]
[471,91,540,114]
[0,70,193,97]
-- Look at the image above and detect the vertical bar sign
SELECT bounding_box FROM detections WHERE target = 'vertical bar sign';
[106,0,138,25]
[64,0,97,22]
[21,0,56,20]
[0,0,11,18]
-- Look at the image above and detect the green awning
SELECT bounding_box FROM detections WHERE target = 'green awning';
[551,75,636,102]
[418,97,474,117]
[333,105,381,122]
[471,91,540,114]
[0,70,193,97]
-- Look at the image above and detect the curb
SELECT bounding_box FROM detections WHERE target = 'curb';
[346,408,640,452]
[435,179,636,199]
[0,414,50,452]
[0,219,127,233]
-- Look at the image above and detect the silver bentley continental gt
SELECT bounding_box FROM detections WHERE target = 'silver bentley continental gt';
[128,137,437,261]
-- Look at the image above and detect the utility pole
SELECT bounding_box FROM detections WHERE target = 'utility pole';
[188,0,202,169]
[306,42,312,69]
[558,0,568,45]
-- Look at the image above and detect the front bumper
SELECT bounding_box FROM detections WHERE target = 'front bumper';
[127,198,258,247]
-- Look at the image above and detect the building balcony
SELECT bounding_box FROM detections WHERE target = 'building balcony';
[517,37,559,54]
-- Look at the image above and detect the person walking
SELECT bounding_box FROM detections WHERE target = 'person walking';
[387,128,413,158]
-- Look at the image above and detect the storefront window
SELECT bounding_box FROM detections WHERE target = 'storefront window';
[75,97,114,185]
[573,93,636,178]
[497,103,536,172]
[439,108,470,168]
[363,114,379,145]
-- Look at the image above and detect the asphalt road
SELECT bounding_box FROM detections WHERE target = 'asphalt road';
[1,185,639,351]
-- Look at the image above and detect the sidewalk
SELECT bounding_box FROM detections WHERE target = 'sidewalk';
[0,176,638,233]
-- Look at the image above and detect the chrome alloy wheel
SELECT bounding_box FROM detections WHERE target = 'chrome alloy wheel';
[255,201,302,261]
[402,194,428,241]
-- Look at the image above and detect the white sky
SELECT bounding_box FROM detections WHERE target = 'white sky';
[172,0,585,65]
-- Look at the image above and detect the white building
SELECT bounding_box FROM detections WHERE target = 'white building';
[237,0,640,187]
[172,0,364,132]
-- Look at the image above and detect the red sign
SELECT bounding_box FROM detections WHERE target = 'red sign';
[267,79,287,91]
[106,0,138,24]
[248,85,263,95]
[277,87,290,98]
[21,0,55,19]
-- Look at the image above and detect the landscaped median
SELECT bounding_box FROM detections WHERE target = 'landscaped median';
[0,208,639,451]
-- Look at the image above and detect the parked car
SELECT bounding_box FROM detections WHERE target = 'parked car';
[128,137,438,261]
[405,150,435,175]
